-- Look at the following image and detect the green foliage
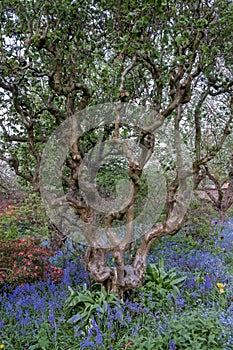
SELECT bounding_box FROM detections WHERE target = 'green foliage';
[0,193,50,240]
[28,322,53,350]
[96,157,128,197]
[137,258,186,303]
[0,0,233,299]
[64,284,122,327]
[0,237,63,287]
[0,0,232,186]
[122,309,224,350]
[96,156,148,221]
[155,310,224,349]
[184,198,216,242]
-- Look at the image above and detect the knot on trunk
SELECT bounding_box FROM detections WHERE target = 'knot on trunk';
[121,265,142,291]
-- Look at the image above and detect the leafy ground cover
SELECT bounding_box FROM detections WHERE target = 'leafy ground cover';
[0,218,233,349]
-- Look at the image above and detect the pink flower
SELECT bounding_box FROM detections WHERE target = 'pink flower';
[17,239,26,246]
[18,252,24,256]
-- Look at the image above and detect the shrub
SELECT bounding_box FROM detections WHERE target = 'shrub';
[0,237,63,287]
[183,198,216,242]
[0,193,50,240]
[0,199,21,239]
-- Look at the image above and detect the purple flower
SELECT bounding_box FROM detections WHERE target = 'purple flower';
[169,339,176,350]
[48,310,55,325]
[175,294,185,310]
[204,276,212,290]
[80,339,94,349]
[95,330,103,346]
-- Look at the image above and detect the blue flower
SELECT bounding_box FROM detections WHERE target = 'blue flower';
[175,294,185,310]
[169,339,176,350]
[80,339,94,349]
[95,330,103,346]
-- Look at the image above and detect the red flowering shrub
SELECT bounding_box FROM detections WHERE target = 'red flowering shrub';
[0,237,63,287]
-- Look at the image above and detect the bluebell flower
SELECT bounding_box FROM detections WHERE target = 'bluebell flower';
[111,332,115,339]
[169,339,176,350]
[107,319,113,330]
[80,339,94,349]
[204,276,212,290]
[175,294,185,310]
[48,310,55,325]
[132,324,140,336]
[95,329,103,346]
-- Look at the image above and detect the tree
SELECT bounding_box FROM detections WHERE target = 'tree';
[0,0,233,296]
[0,160,22,197]
[197,152,233,221]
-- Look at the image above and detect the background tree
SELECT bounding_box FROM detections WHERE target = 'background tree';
[0,160,22,197]
[0,0,233,295]
[197,152,233,221]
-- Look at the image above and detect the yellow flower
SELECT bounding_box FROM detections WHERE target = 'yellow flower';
[216,282,226,293]
[0,344,4,349]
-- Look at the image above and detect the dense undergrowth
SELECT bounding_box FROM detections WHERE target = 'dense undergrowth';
[0,198,233,349]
